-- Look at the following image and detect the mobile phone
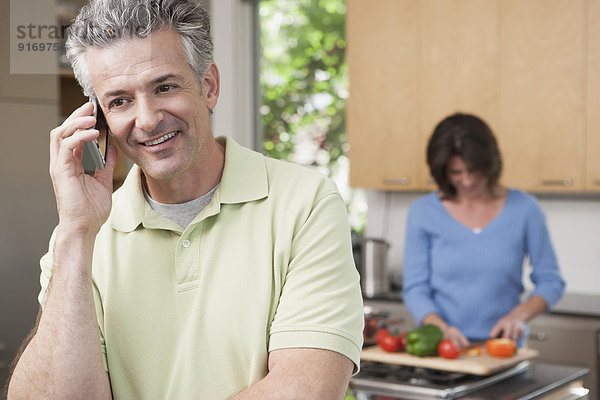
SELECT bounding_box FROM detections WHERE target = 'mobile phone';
[83,97,107,172]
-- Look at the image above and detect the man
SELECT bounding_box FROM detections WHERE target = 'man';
[8,1,363,398]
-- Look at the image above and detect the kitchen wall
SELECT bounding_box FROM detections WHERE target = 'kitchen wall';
[365,191,600,296]
[0,0,60,389]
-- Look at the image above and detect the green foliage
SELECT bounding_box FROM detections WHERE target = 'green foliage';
[259,0,367,235]
[259,0,348,170]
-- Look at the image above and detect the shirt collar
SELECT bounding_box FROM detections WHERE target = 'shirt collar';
[110,136,269,232]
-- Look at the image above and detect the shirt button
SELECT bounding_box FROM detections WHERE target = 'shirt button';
[182,239,191,248]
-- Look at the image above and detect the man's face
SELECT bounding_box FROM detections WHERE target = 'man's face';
[85,29,219,182]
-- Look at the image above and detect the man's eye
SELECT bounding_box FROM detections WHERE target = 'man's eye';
[109,99,126,108]
[157,84,175,93]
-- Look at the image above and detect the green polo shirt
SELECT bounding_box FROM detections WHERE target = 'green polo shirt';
[39,136,363,399]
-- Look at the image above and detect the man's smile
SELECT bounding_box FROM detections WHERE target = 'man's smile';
[142,131,180,146]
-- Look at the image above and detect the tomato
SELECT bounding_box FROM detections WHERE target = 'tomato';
[437,339,461,359]
[486,338,517,357]
[376,329,407,352]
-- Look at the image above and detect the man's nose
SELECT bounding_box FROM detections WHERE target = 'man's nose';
[134,97,163,133]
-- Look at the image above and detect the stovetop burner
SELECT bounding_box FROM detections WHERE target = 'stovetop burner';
[350,360,530,399]
[360,362,469,385]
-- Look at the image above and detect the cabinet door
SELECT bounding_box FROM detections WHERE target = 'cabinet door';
[587,0,600,192]
[419,0,500,189]
[347,0,421,190]
[347,0,501,190]
[528,314,600,398]
[499,0,586,192]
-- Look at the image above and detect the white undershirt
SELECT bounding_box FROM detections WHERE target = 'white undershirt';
[143,184,219,228]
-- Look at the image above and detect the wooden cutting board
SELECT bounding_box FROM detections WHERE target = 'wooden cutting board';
[361,345,539,375]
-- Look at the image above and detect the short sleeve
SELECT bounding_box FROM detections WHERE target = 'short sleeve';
[268,189,364,372]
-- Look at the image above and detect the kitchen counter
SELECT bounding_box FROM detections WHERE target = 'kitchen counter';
[365,291,600,319]
[365,291,403,302]
[462,362,589,399]
[551,293,600,318]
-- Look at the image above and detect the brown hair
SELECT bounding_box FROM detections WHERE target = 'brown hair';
[426,113,502,199]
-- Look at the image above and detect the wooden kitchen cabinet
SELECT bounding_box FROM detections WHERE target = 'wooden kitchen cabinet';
[528,313,600,400]
[346,0,421,190]
[498,0,586,192]
[347,0,596,193]
[418,0,501,189]
[587,0,600,192]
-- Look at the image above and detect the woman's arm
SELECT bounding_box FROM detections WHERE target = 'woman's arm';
[525,199,566,308]
[402,200,440,325]
[491,195,565,341]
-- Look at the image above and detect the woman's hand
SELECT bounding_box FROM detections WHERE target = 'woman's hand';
[489,315,526,341]
[422,312,470,349]
[49,102,118,237]
[490,295,549,341]
[442,325,471,350]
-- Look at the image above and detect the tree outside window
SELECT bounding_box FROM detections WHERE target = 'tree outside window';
[258,0,366,234]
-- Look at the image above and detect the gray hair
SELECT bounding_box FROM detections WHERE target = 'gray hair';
[66,0,213,97]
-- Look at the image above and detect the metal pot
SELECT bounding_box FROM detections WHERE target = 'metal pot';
[360,238,390,297]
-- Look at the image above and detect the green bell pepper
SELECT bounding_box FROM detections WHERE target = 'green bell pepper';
[405,324,443,357]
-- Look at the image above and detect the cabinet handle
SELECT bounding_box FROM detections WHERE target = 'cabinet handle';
[541,178,572,187]
[529,332,547,341]
[384,177,410,185]
[595,179,600,186]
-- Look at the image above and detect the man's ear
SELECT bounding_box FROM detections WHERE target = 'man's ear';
[203,62,220,110]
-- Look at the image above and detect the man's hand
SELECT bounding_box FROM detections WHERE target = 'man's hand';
[49,102,117,236]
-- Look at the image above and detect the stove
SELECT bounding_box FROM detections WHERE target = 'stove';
[349,360,530,399]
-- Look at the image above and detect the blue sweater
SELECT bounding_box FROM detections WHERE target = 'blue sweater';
[402,190,565,342]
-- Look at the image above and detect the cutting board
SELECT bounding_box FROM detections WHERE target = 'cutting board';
[361,345,539,375]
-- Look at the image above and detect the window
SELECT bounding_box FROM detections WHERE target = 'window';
[257,0,366,233]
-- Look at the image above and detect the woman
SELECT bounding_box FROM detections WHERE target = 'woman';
[402,113,565,349]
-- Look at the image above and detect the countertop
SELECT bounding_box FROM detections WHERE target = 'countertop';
[551,293,600,318]
[365,291,600,319]
[462,362,589,399]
